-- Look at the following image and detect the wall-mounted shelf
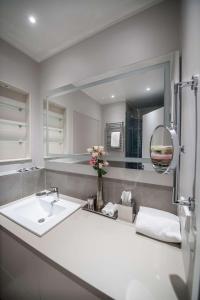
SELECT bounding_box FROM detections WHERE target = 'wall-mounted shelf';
[0,98,25,112]
[0,84,30,160]
[0,138,26,142]
[49,115,63,122]
[48,139,63,144]
[44,111,64,121]
[44,100,66,155]
[44,126,63,133]
[0,118,27,128]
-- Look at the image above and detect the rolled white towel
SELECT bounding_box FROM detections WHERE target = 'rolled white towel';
[135,206,181,243]
[102,202,113,215]
[102,202,118,217]
[108,204,118,217]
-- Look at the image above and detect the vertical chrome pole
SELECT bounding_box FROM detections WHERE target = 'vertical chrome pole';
[172,83,181,205]
[46,98,49,157]
[172,75,198,210]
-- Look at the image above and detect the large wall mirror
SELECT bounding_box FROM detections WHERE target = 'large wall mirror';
[44,52,178,170]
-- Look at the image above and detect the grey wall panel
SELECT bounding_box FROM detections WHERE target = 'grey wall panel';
[0,228,109,300]
[45,169,176,214]
[0,173,22,206]
[0,169,45,206]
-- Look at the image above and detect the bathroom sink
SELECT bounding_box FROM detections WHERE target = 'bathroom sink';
[0,193,81,236]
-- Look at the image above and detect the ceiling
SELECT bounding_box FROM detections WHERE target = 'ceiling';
[0,0,162,62]
[82,65,165,106]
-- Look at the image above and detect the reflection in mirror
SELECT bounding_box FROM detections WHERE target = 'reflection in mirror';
[44,61,171,170]
[44,89,101,157]
[44,100,66,155]
[150,126,175,174]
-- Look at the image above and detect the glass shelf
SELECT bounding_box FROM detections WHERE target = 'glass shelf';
[44,126,63,132]
[0,84,29,161]
[48,116,63,122]
[0,118,27,128]
[0,101,25,112]
[47,139,63,144]
[44,112,64,122]
[0,139,26,143]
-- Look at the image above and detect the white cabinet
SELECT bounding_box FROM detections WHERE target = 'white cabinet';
[0,229,39,300]
[0,229,104,300]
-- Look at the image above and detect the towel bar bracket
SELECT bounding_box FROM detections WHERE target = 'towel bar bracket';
[176,196,195,211]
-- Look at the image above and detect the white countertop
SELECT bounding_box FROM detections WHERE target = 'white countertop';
[0,195,185,300]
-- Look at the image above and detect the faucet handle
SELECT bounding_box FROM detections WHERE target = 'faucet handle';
[50,187,59,194]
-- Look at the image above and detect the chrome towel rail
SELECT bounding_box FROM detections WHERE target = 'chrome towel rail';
[173,75,199,211]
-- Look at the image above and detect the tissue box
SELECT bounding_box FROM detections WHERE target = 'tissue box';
[118,200,136,223]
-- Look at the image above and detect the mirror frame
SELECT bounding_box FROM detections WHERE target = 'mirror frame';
[44,51,180,168]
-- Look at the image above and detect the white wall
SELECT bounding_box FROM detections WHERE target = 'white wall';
[48,90,101,154]
[40,0,180,96]
[180,0,200,298]
[73,111,100,154]
[0,39,43,172]
[142,107,164,158]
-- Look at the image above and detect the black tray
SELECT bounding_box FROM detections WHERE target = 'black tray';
[82,203,118,220]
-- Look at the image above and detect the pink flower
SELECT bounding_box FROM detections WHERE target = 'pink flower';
[87,146,108,175]
[92,152,98,157]
[89,158,96,166]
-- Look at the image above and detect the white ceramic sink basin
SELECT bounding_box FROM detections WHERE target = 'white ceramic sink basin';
[0,193,81,236]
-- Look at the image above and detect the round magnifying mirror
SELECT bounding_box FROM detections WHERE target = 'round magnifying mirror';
[150,125,179,174]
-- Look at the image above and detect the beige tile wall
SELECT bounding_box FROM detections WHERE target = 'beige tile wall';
[46,169,177,214]
[0,168,176,214]
[0,169,45,206]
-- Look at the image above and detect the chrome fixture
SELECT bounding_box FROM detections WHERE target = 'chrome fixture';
[18,166,40,173]
[150,75,199,211]
[35,187,59,201]
[47,187,59,206]
[173,75,199,211]
[18,168,29,172]
[30,166,40,170]
[47,187,59,198]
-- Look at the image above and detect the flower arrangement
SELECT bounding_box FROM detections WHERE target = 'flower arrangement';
[87,146,109,177]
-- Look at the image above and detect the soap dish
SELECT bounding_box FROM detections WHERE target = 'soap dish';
[82,203,118,220]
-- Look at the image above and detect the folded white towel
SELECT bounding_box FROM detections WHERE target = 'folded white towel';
[102,202,118,217]
[135,206,181,243]
[111,131,120,148]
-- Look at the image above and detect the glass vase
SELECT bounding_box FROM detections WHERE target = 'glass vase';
[96,176,104,211]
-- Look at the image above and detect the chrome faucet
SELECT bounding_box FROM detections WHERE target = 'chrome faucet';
[35,187,59,204]
[47,187,59,197]
[47,187,59,205]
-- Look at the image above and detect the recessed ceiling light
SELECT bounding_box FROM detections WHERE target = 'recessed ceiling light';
[146,87,151,92]
[28,15,36,24]
[111,95,115,98]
